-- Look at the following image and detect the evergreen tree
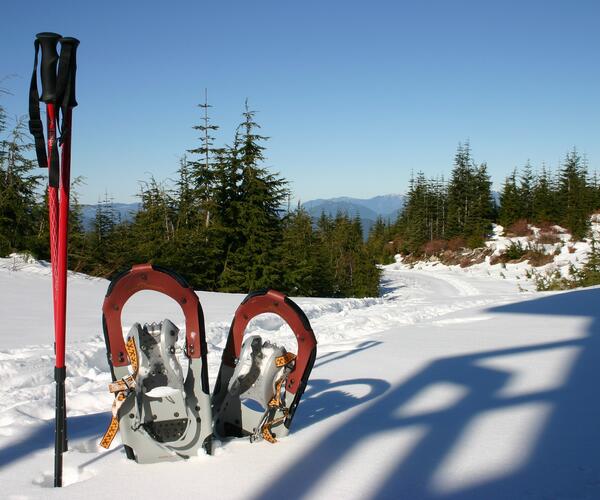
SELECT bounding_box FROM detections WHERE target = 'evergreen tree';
[445,143,492,246]
[498,169,521,228]
[218,101,288,292]
[466,162,494,246]
[446,143,475,239]
[87,192,127,275]
[166,157,215,288]
[519,161,535,221]
[313,212,336,296]
[187,90,224,230]
[67,180,89,272]
[0,117,42,256]
[280,206,319,295]
[366,216,393,264]
[557,148,590,239]
[587,170,600,213]
[128,179,176,269]
[350,216,381,296]
[532,165,557,223]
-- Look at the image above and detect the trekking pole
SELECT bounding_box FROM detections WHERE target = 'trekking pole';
[53,36,79,487]
[29,33,64,485]
[28,32,79,488]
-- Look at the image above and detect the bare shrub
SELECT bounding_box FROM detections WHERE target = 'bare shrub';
[537,221,559,234]
[525,247,554,267]
[536,232,560,245]
[447,237,466,251]
[507,219,532,237]
[459,258,472,268]
[490,254,503,266]
[422,239,448,256]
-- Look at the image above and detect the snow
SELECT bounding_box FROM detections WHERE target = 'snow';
[144,387,181,399]
[1,252,600,499]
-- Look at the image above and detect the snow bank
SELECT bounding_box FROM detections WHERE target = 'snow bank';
[396,218,600,287]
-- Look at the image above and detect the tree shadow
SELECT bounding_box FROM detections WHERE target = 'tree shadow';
[250,287,600,499]
[314,340,382,369]
[379,275,407,296]
[0,411,114,468]
[0,343,383,468]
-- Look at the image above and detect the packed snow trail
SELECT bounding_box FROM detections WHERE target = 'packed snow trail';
[1,255,599,499]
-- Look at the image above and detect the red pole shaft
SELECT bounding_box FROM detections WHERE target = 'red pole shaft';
[46,103,59,341]
[55,108,72,368]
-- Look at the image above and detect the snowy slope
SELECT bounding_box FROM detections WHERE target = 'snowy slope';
[401,218,600,287]
[1,255,599,499]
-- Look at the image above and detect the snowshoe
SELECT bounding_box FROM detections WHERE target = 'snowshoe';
[212,289,317,443]
[99,264,213,463]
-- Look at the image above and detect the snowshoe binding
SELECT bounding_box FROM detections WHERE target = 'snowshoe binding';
[212,289,317,443]
[99,264,212,463]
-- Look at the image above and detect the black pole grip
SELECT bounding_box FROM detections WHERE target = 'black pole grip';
[57,37,80,108]
[36,32,61,103]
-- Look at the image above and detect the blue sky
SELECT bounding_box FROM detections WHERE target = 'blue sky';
[2,0,599,204]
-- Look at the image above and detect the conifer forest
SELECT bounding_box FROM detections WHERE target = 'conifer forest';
[2,94,600,298]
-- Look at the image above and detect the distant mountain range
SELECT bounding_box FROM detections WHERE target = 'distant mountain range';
[80,195,406,237]
[301,194,405,238]
[80,202,140,230]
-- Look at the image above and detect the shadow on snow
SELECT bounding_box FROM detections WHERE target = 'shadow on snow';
[3,288,600,499]
[0,341,385,469]
[0,411,117,468]
[250,287,600,499]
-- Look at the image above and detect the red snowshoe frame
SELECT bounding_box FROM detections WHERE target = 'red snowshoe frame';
[212,289,317,441]
[103,263,208,370]
[102,263,212,462]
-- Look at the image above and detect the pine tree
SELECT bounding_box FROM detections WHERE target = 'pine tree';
[587,169,600,214]
[280,206,319,295]
[519,161,535,221]
[366,216,393,264]
[350,216,381,296]
[444,142,492,246]
[166,156,216,288]
[218,101,288,292]
[87,192,132,275]
[446,142,475,238]
[326,214,380,297]
[128,179,176,269]
[313,212,336,296]
[187,90,224,230]
[558,148,590,239]
[499,169,521,228]
[397,171,429,253]
[532,165,557,223]
[466,162,494,246]
[66,177,89,272]
[0,117,42,256]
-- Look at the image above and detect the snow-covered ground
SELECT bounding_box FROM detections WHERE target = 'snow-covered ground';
[1,254,599,499]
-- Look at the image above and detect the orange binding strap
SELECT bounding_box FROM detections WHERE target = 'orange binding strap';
[260,352,297,443]
[100,337,139,449]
